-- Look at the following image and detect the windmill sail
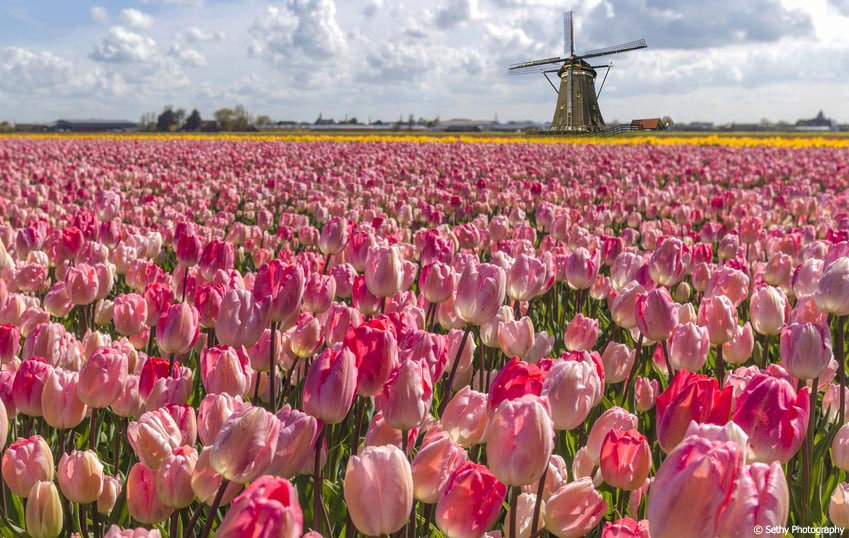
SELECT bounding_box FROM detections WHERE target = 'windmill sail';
[578,39,647,59]
[507,56,566,76]
[564,11,573,56]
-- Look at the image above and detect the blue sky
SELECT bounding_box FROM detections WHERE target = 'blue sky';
[2,0,849,123]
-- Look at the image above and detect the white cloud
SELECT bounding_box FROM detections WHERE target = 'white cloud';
[431,0,479,28]
[0,47,74,92]
[249,0,346,65]
[90,27,158,64]
[169,44,208,67]
[120,9,154,30]
[182,27,225,43]
[90,6,109,24]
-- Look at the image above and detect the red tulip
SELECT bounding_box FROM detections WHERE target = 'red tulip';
[12,356,52,417]
[656,370,733,453]
[599,428,652,491]
[436,461,507,538]
[216,476,303,538]
[344,318,398,397]
[488,357,545,413]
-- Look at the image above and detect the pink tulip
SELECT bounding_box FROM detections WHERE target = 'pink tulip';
[436,461,507,538]
[610,281,645,330]
[12,356,52,416]
[587,406,638,463]
[331,263,357,299]
[815,257,849,316]
[155,446,197,509]
[441,386,490,447]
[599,428,652,491]
[698,294,738,346]
[635,287,679,341]
[40,368,86,429]
[25,480,63,538]
[542,355,603,431]
[323,303,363,347]
[376,357,433,431]
[352,275,381,316]
[344,318,398,397]
[143,283,173,326]
[65,263,99,305]
[318,216,348,255]
[634,376,659,412]
[723,321,755,365]
[780,322,832,380]
[499,317,536,358]
[487,395,554,486]
[831,483,849,527]
[303,345,357,424]
[197,392,241,446]
[98,476,122,515]
[302,271,336,314]
[565,248,598,290]
[210,404,280,483]
[455,262,507,325]
[200,345,252,397]
[601,518,650,538]
[420,261,455,304]
[563,314,599,352]
[544,478,608,538]
[506,253,549,302]
[194,283,226,328]
[656,370,733,453]
[175,232,202,267]
[127,462,173,524]
[287,312,323,358]
[253,261,304,327]
[191,446,243,506]
[267,405,320,478]
[345,445,413,536]
[365,245,404,298]
[718,461,789,534]
[127,409,183,472]
[750,285,789,336]
[733,373,809,463]
[216,288,270,348]
[667,322,710,372]
[57,450,104,504]
[156,302,199,355]
[0,323,21,363]
[198,239,234,280]
[601,342,635,384]
[77,346,128,408]
[648,237,690,286]
[705,266,750,307]
[1,435,54,497]
[411,433,468,503]
[216,476,303,538]
[833,424,849,471]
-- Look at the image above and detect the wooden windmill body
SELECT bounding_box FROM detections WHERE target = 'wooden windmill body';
[508,12,647,133]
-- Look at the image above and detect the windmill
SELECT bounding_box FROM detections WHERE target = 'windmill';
[508,11,647,132]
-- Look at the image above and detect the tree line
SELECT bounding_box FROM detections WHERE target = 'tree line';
[139,105,271,132]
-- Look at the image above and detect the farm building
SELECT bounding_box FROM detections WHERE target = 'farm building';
[51,119,138,132]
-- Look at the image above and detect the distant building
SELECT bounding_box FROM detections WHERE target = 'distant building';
[51,119,137,132]
[795,111,836,131]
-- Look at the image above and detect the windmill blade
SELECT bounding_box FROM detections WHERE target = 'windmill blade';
[507,56,566,76]
[578,39,647,59]
[563,11,574,56]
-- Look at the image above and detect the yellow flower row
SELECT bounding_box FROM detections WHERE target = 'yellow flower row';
[3,132,849,148]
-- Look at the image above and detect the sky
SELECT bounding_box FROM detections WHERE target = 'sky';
[2,0,849,124]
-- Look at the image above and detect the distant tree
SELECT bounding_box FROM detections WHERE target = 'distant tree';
[214,108,234,129]
[157,106,177,132]
[184,109,202,131]
[214,105,253,131]
[255,115,272,127]
[407,113,415,126]
[174,108,187,127]
[139,112,157,132]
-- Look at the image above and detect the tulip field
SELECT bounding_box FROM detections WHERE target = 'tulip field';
[4,134,849,538]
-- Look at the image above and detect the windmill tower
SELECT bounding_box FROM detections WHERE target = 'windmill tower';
[508,12,647,133]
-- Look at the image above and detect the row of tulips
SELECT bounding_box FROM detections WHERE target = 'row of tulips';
[2,138,849,537]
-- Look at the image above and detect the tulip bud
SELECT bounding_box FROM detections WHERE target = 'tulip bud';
[455,263,507,326]
[635,287,679,341]
[1,435,53,497]
[345,445,414,536]
[586,407,638,464]
[127,462,172,524]
[197,392,241,446]
[303,345,357,424]
[544,478,608,538]
[344,318,397,397]
[634,376,658,412]
[563,314,599,352]
[487,395,554,486]
[648,238,690,286]
[200,345,252,398]
[723,321,754,365]
[65,263,99,305]
[216,476,303,538]
[420,262,454,304]
[127,408,183,471]
[216,288,270,348]
[12,356,52,417]
[600,341,635,384]
[58,450,104,504]
[411,434,468,503]
[599,429,652,491]
[500,317,536,358]
[815,257,849,316]
[191,446,243,506]
[155,446,197,509]
[267,405,320,478]
[436,461,507,538]
[210,404,280,484]
[780,322,832,380]
[750,285,788,336]
[667,322,710,372]
[77,346,128,408]
[698,294,738,346]
[376,357,433,431]
[98,476,122,515]
[441,386,490,447]
[41,368,87,430]
[254,261,305,327]
[302,272,336,314]
[830,483,849,528]
[26,481,63,538]
[365,245,404,298]
[156,302,199,355]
